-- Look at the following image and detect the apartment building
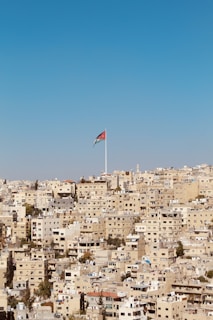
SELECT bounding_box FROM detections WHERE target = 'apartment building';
[186,208,213,230]
[156,293,187,319]
[47,179,75,198]
[11,218,29,241]
[80,217,105,239]
[76,195,107,217]
[53,223,80,256]
[30,248,55,260]
[0,252,7,289]
[76,179,108,199]
[104,192,142,214]
[171,280,204,305]
[124,233,146,261]
[14,257,48,293]
[86,291,124,320]
[182,308,213,320]
[12,189,53,210]
[173,181,199,204]
[31,216,61,246]
[49,197,74,214]
[0,289,7,314]
[104,211,135,239]
[147,245,176,270]
[140,209,182,245]
[53,292,80,319]
[198,176,213,198]
[119,296,147,320]
[77,235,103,260]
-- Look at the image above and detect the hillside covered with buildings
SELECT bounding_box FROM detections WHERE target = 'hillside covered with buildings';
[1,164,213,319]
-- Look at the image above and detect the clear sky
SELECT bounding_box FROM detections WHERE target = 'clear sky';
[0,0,213,181]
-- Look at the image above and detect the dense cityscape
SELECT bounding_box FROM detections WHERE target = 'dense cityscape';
[1,163,213,319]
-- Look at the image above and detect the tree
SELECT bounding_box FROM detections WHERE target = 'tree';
[21,288,35,311]
[106,236,125,249]
[206,270,213,279]
[34,180,39,190]
[197,276,208,283]
[79,251,93,263]
[8,296,19,309]
[96,291,106,320]
[34,280,51,299]
[121,271,131,282]
[176,241,184,257]
[60,271,65,280]
[134,216,141,223]
[5,251,14,288]
[25,203,42,217]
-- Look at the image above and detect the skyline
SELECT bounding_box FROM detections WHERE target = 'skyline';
[0,1,213,181]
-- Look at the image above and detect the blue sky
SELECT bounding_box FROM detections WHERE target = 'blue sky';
[0,0,213,181]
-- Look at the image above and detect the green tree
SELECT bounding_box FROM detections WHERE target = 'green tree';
[21,288,35,311]
[34,180,39,190]
[176,241,184,257]
[106,236,125,249]
[8,296,19,309]
[206,270,213,278]
[134,216,141,223]
[25,203,42,217]
[197,276,208,283]
[5,251,14,288]
[79,251,93,263]
[34,280,51,299]
[121,271,131,282]
[60,271,65,280]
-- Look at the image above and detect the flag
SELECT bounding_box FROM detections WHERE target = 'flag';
[93,130,106,145]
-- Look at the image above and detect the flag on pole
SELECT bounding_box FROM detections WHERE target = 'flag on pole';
[93,130,106,145]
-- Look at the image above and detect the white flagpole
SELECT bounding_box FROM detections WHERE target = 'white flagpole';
[105,129,107,174]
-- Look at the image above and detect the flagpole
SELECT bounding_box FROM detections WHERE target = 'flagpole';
[105,129,107,174]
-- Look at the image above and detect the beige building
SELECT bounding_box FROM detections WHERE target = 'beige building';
[124,233,145,261]
[147,245,176,270]
[80,217,105,239]
[104,211,135,239]
[0,252,7,289]
[31,216,61,246]
[14,257,48,293]
[173,181,199,204]
[77,235,103,260]
[104,191,142,214]
[198,176,213,198]
[186,208,213,230]
[119,296,147,320]
[53,223,80,256]
[156,294,187,319]
[31,248,55,260]
[171,280,203,305]
[48,179,75,198]
[13,189,52,210]
[12,218,28,240]
[76,195,107,217]
[0,289,7,313]
[140,209,182,245]
[86,291,124,320]
[183,309,213,320]
[77,179,108,199]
